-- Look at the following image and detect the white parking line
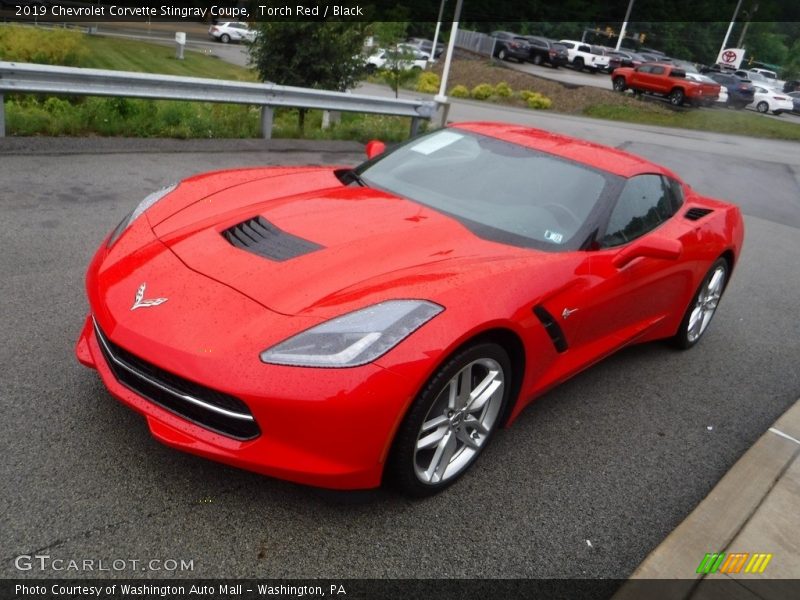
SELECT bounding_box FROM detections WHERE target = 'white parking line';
[769,427,800,446]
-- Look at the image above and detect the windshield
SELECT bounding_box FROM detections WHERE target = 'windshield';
[355,129,621,252]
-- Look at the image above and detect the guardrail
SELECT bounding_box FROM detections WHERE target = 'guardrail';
[0,61,438,138]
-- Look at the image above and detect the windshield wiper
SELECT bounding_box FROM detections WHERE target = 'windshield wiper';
[334,168,368,187]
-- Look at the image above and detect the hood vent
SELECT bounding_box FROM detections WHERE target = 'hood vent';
[222,216,323,262]
[684,207,713,221]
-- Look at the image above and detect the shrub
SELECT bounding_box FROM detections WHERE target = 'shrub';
[522,91,553,109]
[471,83,495,100]
[0,25,88,66]
[415,71,440,94]
[494,82,513,97]
[450,85,470,98]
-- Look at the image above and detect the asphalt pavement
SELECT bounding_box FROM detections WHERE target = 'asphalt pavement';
[1,114,799,582]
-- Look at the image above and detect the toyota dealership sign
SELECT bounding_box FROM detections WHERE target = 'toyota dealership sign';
[716,47,746,69]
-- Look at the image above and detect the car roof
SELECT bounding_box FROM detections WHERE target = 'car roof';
[450,122,676,179]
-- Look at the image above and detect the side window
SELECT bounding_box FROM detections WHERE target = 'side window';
[636,65,652,74]
[561,42,574,49]
[602,175,677,247]
[651,66,665,75]
[579,45,591,53]
[663,177,685,213]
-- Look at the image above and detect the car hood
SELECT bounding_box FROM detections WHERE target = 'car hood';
[151,170,534,317]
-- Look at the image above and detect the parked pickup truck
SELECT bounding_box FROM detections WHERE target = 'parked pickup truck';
[611,63,720,106]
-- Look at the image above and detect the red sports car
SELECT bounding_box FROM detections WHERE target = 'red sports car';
[76,122,744,496]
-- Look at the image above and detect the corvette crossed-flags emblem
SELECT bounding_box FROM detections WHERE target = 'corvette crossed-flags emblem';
[130,283,168,311]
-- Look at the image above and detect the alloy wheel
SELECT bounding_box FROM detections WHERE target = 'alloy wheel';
[686,265,726,343]
[413,358,505,485]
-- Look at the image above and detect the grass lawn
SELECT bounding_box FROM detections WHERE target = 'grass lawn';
[584,103,800,142]
[80,35,258,81]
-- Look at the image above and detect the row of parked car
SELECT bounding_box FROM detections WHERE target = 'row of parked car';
[490,32,670,74]
[488,30,799,116]
[610,61,799,115]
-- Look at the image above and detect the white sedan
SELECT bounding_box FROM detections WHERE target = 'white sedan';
[749,85,794,115]
[208,22,256,44]
[365,48,428,73]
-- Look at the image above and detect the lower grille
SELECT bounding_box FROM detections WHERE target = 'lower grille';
[93,320,260,440]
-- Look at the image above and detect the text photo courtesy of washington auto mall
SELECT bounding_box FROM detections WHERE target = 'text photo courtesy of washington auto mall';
[1,0,800,599]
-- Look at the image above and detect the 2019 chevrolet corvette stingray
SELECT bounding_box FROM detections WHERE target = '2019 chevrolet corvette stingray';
[76,122,744,496]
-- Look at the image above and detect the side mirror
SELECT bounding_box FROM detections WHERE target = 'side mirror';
[612,236,682,269]
[365,140,386,160]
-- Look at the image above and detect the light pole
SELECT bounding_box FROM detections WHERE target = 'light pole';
[435,0,464,110]
[615,0,635,51]
[719,0,744,58]
[429,0,447,66]
[737,3,759,48]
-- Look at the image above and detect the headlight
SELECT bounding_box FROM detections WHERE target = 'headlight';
[107,183,177,248]
[260,300,444,367]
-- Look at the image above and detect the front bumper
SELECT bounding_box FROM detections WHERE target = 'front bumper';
[76,313,418,490]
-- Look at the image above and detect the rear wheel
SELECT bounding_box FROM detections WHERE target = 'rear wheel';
[387,343,511,497]
[532,53,543,65]
[573,57,584,71]
[672,258,729,349]
[613,77,627,92]
[220,34,231,43]
[669,88,685,106]
[756,101,769,113]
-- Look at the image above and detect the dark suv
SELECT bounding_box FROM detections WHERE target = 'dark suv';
[490,31,531,62]
[523,36,568,68]
[706,72,755,109]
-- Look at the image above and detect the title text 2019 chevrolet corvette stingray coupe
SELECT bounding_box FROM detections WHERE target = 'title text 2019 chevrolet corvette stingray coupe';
[76,123,744,496]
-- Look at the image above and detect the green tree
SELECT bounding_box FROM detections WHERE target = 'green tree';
[248,21,369,130]
[371,11,416,98]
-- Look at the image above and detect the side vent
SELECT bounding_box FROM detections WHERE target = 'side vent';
[222,216,323,262]
[533,306,568,353]
[684,207,713,221]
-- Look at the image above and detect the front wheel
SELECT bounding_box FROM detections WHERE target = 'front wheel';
[497,48,507,61]
[756,101,769,113]
[387,343,511,497]
[672,258,729,349]
[532,54,543,65]
[613,77,627,92]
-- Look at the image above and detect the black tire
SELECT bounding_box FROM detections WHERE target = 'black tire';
[573,57,584,71]
[669,88,685,106]
[532,53,543,66]
[613,77,627,92]
[756,101,769,113]
[220,34,231,44]
[497,48,507,61]
[773,110,783,116]
[672,258,729,350]
[387,342,512,497]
